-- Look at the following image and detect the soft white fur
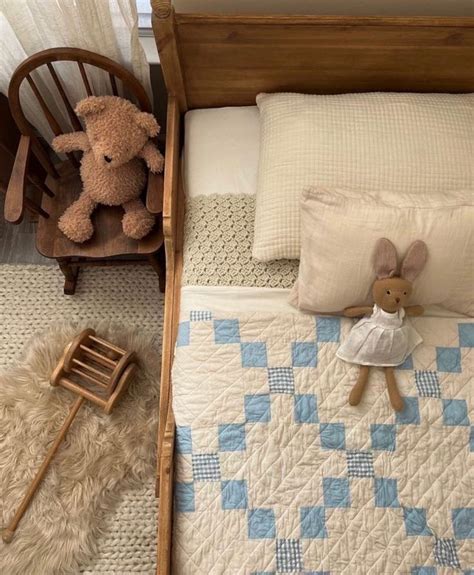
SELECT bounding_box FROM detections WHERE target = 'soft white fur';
[0,321,160,575]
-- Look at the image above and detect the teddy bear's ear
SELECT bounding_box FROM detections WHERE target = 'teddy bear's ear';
[373,238,398,279]
[400,240,428,282]
[75,96,106,118]
[135,111,160,137]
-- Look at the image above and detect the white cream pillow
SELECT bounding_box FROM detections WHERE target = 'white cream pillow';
[254,92,474,261]
[289,187,474,316]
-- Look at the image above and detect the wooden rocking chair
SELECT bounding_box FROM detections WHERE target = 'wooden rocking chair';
[5,48,165,294]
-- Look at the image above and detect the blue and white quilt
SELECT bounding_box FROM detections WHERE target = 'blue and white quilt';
[172,311,473,574]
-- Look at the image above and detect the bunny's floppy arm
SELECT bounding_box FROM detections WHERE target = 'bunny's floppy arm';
[52,132,90,154]
[343,306,373,318]
[404,305,424,316]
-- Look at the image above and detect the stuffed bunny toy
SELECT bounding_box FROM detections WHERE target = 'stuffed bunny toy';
[336,238,428,411]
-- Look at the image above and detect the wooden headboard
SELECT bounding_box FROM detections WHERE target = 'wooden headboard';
[151,2,474,111]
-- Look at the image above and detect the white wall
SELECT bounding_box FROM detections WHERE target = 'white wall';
[173,0,474,17]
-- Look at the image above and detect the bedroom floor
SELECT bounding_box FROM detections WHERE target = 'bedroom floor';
[0,203,162,573]
[0,195,50,264]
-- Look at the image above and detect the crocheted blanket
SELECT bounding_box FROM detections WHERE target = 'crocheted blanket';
[182,194,299,287]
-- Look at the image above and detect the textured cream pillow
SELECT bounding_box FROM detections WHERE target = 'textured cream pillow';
[254,92,474,261]
[289,187,474,316]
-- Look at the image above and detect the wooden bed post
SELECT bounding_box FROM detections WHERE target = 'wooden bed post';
[151,0,188,113]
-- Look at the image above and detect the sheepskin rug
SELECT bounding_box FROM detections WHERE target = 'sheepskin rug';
[0,320,160,575]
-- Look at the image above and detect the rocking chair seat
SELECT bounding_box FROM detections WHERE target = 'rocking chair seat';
[37,163,163,260]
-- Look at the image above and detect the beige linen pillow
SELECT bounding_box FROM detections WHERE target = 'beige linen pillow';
[289,187,474,316]
[254,92,474,261]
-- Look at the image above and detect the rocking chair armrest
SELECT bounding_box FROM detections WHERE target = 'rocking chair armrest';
[5,135,31,224]
[146,171,164,215]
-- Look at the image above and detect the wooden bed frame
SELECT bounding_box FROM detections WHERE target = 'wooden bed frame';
[150,2,474,572]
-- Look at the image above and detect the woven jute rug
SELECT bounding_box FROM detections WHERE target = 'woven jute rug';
[0,265,163,574]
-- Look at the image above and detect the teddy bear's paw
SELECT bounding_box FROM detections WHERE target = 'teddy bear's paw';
[148,154,164,174]
[59,212,94,243]
[122,210,155,240]
[51,134,68,153]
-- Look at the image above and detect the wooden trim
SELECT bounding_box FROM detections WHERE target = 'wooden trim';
[4,134,50,222]
[31,136,59,180]
[151,8,188,112]
[155,91,185,575]
[146,172,164,215]
[8,47,152,137]
[156,251,182,575]
[162,96,181,240]
[5,135,31,224]
[176,14,474,26]
[151,0,172,19]
[47,63,82,132]
[77,62,93,96]
[156,95,181,484]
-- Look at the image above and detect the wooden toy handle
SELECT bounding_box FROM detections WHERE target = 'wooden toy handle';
[2,395,84,544]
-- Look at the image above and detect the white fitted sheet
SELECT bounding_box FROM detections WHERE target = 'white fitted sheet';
[180,286,470,319]
[183,106,260,198]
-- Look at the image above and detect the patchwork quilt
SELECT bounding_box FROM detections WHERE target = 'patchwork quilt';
[172,310,473,574]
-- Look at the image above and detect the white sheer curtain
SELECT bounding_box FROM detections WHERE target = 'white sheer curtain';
[0,0,151,142]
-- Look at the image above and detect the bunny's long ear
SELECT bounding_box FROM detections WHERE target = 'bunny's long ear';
[373,238,398,279]
[400,240,428,282]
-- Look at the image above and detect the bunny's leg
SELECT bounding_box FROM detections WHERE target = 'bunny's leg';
[384,367,404,412]
[122,198,155,240]
[349,365,370,406]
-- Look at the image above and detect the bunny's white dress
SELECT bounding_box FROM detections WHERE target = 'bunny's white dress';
[336,304,422,367]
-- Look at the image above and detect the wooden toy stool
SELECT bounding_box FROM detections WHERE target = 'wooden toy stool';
[2,329,137,543]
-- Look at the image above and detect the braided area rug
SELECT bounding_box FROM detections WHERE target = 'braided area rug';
[0,265,162,574]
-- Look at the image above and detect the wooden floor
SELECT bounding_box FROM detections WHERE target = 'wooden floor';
[0,194,52,265]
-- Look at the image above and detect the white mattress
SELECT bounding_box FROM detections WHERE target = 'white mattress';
[183,106,260,198]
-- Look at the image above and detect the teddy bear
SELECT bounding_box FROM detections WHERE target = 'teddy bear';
[52,95,164,243]
[336,238,428,411]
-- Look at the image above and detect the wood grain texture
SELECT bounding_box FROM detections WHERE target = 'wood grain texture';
[151,10,474,574]
[156,96,181,486]
[5,135,32,224]
[39,164,163,259]
[47,63,83,132]
[1,395,85,543]
[152,9,188,111]
[146,172,164,215]
[77,62,93,96]
[170,14,474,108]
[9,47,152,137]
[155,95,184,575]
